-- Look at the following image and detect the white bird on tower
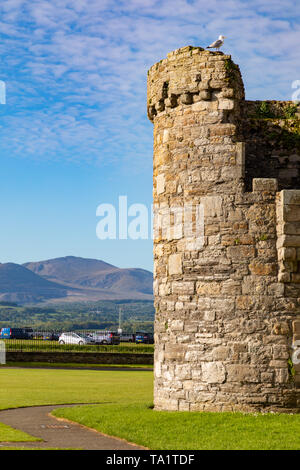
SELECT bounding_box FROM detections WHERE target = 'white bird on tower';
[206,35,226,51]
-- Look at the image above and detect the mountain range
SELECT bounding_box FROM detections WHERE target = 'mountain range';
[0,256,153,304]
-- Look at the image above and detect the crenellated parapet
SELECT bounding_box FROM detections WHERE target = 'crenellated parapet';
[147,46,244,122]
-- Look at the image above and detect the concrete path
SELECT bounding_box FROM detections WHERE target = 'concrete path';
[0,404,145,450]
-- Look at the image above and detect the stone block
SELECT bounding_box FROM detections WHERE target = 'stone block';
[281,190,300,205]
[178,401,190,411]
[221,88,234,98]
[201,195,223,218]
[221,279,242,295]
[212,346,230,361]
[164,344,185,361]
[292,320,300,333]
[249,261,277,276]
[236,295,255,310]
[218,98,235,110]
[267,282,285,296]
[226,365,260,383]
[253,178,278,192]
[222,234,254,246]
[278,247,297,261]
[278,272,291,283]
[168,253,183,275]
[199,90,211,101]
[192,101,209,111]
[203,311,216,321]
[165,94,177,108]
[196,281,221,296]
[260,372,274,383]
[202,362,226,384]
[227,245,256,260]
[291,273,300,283]
[172,281,195,295]
[155,398,179,411]
[180,92,193,105]
[198,80,210,91]
[175,364,192,380]
[283,205,300,222]
[156,174,165,195]
[211,298,235,313]
[170,319,184,331]
[278,235,300,247]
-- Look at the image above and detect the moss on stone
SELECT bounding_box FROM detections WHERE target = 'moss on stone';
[247,117,300,151]
[224,59,239,76]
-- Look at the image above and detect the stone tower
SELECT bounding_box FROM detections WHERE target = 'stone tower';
[147,46,300,412]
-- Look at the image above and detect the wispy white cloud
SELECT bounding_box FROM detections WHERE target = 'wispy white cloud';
[0,0,299,167]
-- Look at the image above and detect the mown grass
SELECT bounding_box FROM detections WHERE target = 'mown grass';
[53,403,300,450]
[0,423,41,443]
[1,368,300,450]
[0,368,152,411]
[0,368,152,444]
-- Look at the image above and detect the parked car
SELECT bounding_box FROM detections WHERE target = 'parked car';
[23,328,35,339]
[88,331,120,345]
[58,332,95,345]
[120,333,136,343]
[33,331,48,340]
[50,332,59,341]
[0,328,29,340]
[41,332,59,341]
[135,331,154,344]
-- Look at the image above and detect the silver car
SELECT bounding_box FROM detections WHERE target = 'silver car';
[89,331,120,345]
[58,332,95,345]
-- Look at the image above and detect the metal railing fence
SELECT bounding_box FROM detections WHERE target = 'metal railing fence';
[0,328,154,354]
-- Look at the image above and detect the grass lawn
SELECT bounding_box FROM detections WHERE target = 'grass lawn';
[53,403,300,450]
[0,368,152,410]
[0,367,300,449]
[0,423,41,443]
[0,367,152,445]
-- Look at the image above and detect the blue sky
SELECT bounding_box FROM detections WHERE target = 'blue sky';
[0,0,299,272]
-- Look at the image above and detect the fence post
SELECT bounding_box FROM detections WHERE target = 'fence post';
[0,341,6,364]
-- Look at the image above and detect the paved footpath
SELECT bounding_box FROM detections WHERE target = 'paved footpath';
[0,404,146,450]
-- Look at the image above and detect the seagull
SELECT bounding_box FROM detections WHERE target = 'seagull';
[206,35,226,51]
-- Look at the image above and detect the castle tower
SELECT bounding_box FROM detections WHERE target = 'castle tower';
[147,46,300,412]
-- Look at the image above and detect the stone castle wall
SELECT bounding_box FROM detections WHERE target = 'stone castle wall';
[241,101,300,191]
[147,46,300,412]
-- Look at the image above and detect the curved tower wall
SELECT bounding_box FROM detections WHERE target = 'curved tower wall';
[148,46,300,412]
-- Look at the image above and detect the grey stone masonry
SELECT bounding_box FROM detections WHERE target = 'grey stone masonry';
[148,46,300,413]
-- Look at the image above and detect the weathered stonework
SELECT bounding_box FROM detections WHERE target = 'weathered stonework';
[148,46,300,413]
